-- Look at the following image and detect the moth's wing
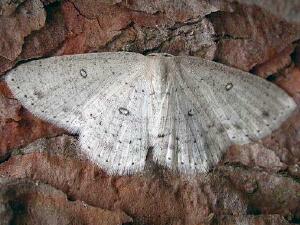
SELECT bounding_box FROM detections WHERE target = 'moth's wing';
[79,72,154,175]
[5,52,145,133]
[180,57,297,141]
[152,57,297,174]
[151,66,227,174]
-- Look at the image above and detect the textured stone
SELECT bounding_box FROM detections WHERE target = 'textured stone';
[209,4,300,71]
[0,149,213,225]
[224,143,287,172]
[217,215,290,225]
[261,109,300,166]
[295,44,300,67]
[58,1,129,55]
[234,0,300,24]
[0,135,244,225]
[119,0,219,22]
[0,134,297,224]
[251,45,295,79]
[0,201,12,225]
[288,164,300,179]
[203,175,247,216]
[0,81,64,161]
[221,166,300,217]
[58,1,216,58]
[276,66,300,104]
[0,177,132,225]
[20,3,67,60]
[0,0,46,61]
[1,0,298,75]
[1,142,299,224]
[0,0,26,16]
[11,134,82,158]
[0,57,15,75]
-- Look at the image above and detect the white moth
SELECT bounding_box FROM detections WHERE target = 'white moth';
[5,52,297,175]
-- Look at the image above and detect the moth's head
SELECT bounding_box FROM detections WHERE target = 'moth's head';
[146,53,174,71]
[147,53,174,58]
[145,53,174,96]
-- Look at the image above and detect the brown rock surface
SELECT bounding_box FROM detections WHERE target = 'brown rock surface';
[0,0,46,61]
[0,177,132,225]
[59,1,217,58]
[4,0,300,75]
[208,4,300,71]
[0,140,245,225]
[261,111,300,167]
[1,136,300,224]
[217,214,290,225]
[0,0,26,16]
[234,0,300,24]
[224,143,287,172]
[20,3,67,60]
[0,144,212,225]
[0,81,64,161]
[220,166,300,218]
[251,45,295,79]
[118,0,219,21]
[276,66,300,104]
[0,0,300,224]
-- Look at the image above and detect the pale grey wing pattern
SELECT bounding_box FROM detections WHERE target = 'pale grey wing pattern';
[151,65,232,174]
[79,69,155,175]
[179,57,296,142]
[152,56,296,174]
[5,52,297,175]
[5,52,145,133]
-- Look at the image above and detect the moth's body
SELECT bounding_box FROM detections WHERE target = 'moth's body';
[6,52,297,175]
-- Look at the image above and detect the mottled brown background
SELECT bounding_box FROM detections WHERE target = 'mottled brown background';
[0,0,300,225]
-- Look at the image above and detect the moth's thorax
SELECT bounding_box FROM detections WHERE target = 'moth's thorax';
[146,54,178,96]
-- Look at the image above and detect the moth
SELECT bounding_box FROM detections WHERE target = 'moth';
[5,52,297,174]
